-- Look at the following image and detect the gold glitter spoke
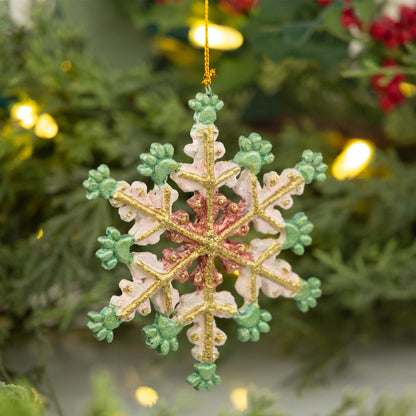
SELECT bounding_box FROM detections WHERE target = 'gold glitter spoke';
[135,224,163,243]
[256,240,282,264]
[162,282,173,314]
[217,246,301,293]
[216,304,237,316]
[175,170,208,186]
[257,213,284,232]
[180,304,207,325]
[215,166,240,187]
[202,312,214,362]
[117,281,162,320]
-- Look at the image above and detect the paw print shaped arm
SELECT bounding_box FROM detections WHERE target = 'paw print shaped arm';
[142,312,183,355]
[188,92,224,125]
[87,305,122,343]
[186,362,221,391]
[96,226,134,270]
[234,303,272,342]
[233,133,274,175]
[295,277,322,312]
[282,212,313,255]
[295,150,327,184]
[83,164,117,200]
[137,143,178,186]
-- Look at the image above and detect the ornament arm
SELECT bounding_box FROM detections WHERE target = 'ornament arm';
[218,245,302,293]
[114,249,203,321]
[111,188,205,245]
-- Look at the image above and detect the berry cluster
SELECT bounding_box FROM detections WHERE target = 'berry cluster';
[370,6,416,49]
[370,61,406,112]
[317,0,414,112]
[318,0,416,46]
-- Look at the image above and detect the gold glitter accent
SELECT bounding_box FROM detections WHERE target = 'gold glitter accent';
[111,125,304,357]
[229,204,238,213]
[269,174,278,187]
[240,225,249,234]
[191,333,200,342]
[124,285,132,293]
[169,254,178,262]
[237,246,245,253]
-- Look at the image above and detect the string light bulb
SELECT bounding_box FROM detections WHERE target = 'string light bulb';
[11,100,38,129]
[189,21,243,50]
[135,386,158,408]
[35,113,59,139]
[230,387,248,411]
[332,139,374,180]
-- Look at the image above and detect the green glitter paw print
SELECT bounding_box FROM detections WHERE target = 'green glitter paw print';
[188,92,224,125]
[137,143,178,186]
[142,312,183,355]
[295,150,327,184]
[234,303,272,342]
[233,133,274,175]
[96,227,134,270]
[186,362,221,391]
[283,212,313,255]
[295,277,322,312]
[87,305,121,343]
[83,164,117,200]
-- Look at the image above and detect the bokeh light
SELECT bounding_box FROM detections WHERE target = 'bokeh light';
[36,228,44,239]
[135,386,158,408]
[35,113,59,139]
[189,22,243,50]
[332,139,374,180]
[11,101,38,129]
[230,387,248,411]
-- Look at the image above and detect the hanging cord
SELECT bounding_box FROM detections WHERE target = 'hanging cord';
[202,0,216,88]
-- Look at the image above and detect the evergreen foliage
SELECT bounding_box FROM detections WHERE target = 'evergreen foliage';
[0,378,413,416]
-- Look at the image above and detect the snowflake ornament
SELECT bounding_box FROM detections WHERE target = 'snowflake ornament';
[84,90,327,391]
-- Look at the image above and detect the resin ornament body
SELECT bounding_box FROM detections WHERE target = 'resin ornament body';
[84,91,327,391]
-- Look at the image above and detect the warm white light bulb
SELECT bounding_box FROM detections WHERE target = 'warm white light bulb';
[11,101,38,129]
[16,105,34,121]
[189,22,244,50]
[332,139,374,180]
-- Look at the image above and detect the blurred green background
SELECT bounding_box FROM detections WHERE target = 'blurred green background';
[1,0,416,415]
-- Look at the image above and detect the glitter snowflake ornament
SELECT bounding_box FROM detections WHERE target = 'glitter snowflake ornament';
[84,90,327,391]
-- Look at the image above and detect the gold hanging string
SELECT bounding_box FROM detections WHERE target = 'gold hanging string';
[202,0,216,87]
